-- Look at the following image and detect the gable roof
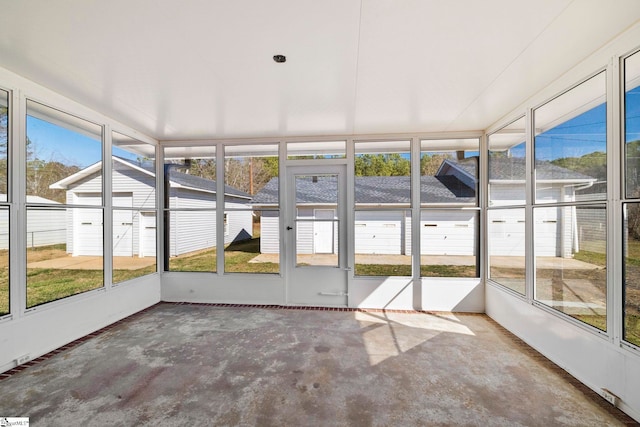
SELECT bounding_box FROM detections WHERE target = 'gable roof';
[49,156,251,200]
[250,175,476,206]
[489,157,595,182]
[251,157,596,205]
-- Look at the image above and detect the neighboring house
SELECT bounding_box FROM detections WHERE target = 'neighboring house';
[0,195,66,250]
[50,156,253,257]
[488,157,600,257]
[252,158,598,258]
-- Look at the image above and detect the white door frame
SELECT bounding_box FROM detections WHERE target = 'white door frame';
[285,165,348,306]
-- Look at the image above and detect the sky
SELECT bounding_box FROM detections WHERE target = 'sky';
[23,87,640,167]
[505,86,640,160]
[26,115,139,168]
[533,103,607,161]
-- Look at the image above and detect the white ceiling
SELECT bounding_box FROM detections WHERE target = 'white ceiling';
[0,0,639,141]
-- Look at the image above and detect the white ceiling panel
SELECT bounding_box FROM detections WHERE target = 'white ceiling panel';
[354,0,572,133]
[0,0,639,141]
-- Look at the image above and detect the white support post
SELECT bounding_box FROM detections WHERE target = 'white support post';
[609,54,622,343]
[216,143,224,275]
[411,136,422,310]
[525,107,535,303]
[11,89,26,317]
[346,137,355,307]
[103,125,113,289]
[156,142,163,274]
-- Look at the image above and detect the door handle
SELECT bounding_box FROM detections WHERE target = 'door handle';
[286,226,293,230]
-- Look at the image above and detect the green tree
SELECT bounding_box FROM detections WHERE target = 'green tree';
[550,151,607,181]
[355,154,410,177]
[25,159,80,203]
[224,156,279,195]
[187,158,216,181]
[420,153,452,176]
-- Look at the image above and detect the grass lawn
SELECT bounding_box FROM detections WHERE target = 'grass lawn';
[355,264,477,277]
[168,237,281,273]
[169,247,217,272]
[224,238,279,273]
[625,314,640,347]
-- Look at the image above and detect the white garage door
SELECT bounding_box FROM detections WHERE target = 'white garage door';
[113,208,133,256]
[488,215,525,256]
[74,194,133,256]
[355,211,403,255]
[488,209,558,257]
[74,194,103,256]
[140,212,156,257]
[534,208,561,257]
[421,210,476,256]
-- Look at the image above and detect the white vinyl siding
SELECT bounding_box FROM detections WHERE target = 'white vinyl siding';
[170,188,217,210]
[170,210,216,256]
[488,183,526,206]
[576,206,606,253]
[225,210,253,244]
[22,207,66,249]
[260,211,279,254]
[296,207,314,255]
[112,163,156,209]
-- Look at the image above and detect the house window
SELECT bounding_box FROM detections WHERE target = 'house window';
[420,138,479,278]
[487,117,526,293]
[0,90,8,316]
[354,140,411,276]
[163,145,216,273]
[533,73,607,331]
[25,100,104,308]
[624,50,640,346]
[112,132,157,284]
[224,143,279,274]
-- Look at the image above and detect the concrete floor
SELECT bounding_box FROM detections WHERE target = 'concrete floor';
[0,304,634,426]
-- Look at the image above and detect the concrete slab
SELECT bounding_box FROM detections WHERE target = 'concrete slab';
[0,304,633,425]
[252,253,599,269]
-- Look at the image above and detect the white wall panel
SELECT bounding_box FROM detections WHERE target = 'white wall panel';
[349,277,483,312]
[487,284,640,422]
[161,273,284,306]
[0,275,160,373]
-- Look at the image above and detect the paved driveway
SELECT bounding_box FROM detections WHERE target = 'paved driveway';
[27,256,156,270]
[251,253,598,270]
